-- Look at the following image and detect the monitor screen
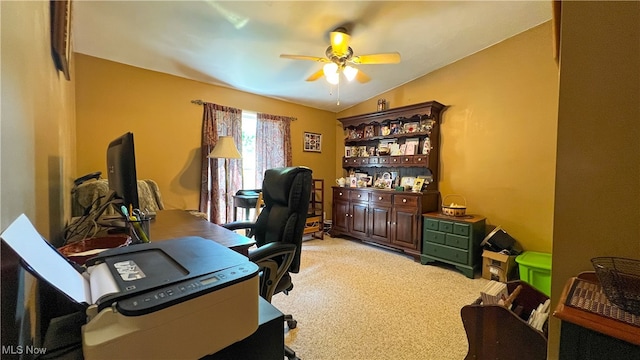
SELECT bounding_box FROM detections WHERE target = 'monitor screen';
[106,132,139,211]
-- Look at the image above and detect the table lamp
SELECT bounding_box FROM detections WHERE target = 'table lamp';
[208,136,241,220]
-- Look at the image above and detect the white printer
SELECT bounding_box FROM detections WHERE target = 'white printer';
[1,214,260,360]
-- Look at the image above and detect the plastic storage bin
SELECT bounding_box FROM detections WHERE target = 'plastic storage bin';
[516,251,552,296]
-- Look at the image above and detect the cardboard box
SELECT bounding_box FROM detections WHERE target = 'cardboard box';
[482,250,518,282]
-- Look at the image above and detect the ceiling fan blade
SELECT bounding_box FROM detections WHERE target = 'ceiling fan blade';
[306,69,325,82]
[330,30,351,56]
[355,70,371,84]
[351,52,401,65]
[280,54,328,62]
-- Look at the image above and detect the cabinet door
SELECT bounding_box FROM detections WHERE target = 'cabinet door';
[368,205,391,244]
[391,206,420,250]
[333,200,350,233]
[350,202,368,238]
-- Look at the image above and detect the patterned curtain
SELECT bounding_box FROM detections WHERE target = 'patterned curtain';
[255,113,294,186]
[199,103,243,224]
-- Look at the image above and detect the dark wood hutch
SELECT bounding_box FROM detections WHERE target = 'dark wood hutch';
[331,101,446,260]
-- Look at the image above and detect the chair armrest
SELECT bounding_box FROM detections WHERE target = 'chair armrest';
[249,242,297,302]
[222,221,256,232]
[249,242,296,264]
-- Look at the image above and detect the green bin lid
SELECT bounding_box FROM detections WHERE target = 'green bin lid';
[515,251,552,270]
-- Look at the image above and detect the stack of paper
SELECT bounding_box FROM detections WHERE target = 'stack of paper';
[481,280,508,305]
[527,299,551,331]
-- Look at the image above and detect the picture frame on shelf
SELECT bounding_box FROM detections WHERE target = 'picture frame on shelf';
[345,147,352,158]
[412,178,425,192]
[399,144,407,155]
[404,138,419,155]
[403,122,420,133]
[304,132,322,152]
[422,137,432,155]
[389,143,401,156]
[390,121,401,135]
[400,176,416,190]
[364,125,375,138]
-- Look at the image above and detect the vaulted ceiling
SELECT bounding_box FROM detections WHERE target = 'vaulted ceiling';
[73,1,551,112]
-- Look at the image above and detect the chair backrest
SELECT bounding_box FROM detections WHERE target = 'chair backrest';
[253,166,312,273]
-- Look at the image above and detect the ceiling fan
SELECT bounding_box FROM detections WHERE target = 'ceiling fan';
[280,27,401,85]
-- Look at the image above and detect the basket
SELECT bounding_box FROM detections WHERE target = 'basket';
[441,194,467,217]
[591,257,640,315]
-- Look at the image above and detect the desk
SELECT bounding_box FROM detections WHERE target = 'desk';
[203,297,284,360]
[553,275,640,359]
[150,209,255,256]
[233,193,260,221]
[38,210,279,359]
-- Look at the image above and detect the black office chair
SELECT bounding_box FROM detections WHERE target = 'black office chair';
[223,166,312,360]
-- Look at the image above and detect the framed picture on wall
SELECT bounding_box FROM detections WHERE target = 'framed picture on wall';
[304,132,322,152]
[51,0,72,81]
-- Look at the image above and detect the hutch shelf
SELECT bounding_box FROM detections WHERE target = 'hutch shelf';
[331,101,446,259]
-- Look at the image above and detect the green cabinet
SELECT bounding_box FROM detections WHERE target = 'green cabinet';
[420,212,486,278]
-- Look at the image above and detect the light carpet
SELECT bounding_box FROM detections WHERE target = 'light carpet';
[271,236,490,360]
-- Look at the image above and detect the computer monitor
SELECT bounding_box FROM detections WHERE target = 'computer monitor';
[106,132,139,211]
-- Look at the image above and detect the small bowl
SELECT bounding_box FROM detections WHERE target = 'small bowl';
[58,235,131,265]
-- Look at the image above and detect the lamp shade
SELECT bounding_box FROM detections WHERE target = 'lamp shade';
[207,136,241,159]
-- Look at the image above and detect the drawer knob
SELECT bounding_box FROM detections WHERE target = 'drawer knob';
[418,157,423,161]
[339,192,343,196]
[345,213,349,217]
[404,158,409,161]
[403,199,407,203]
[378,196,382,200]
[357,194,361,198]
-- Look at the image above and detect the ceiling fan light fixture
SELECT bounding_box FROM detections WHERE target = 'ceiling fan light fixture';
[326,72,340,85]
[343,65,358,82]
[323,62,338,76]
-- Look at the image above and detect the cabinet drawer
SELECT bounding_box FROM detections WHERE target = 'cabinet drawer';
[423,243,468,264]
[359,158,369,165]
[350,191,368,202]
[401,156,414,164]
[414,155,428,166]
[371,192,392,205]
[445,233,469,250]
[453,223,470,236]
[368,157,379,164]
[394,195,418,207]
[389,156,402,165]
[350,158,360,165]
[424,230,445,244]
[378,156,390,164]
[424,218,439,231]
[438,221,453,233]
[333,188,350,200]
[343,157,350,166]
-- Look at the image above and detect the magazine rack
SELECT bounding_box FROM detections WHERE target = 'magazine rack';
[461,281,549,360]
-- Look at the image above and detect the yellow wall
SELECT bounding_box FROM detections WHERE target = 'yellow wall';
[1,0,77,347]
[547,2,640,358]
[1,0,76,241]
[338,22,559,253]
[75,54,336,213]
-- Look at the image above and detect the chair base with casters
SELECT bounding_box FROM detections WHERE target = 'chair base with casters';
[223,166,312,360]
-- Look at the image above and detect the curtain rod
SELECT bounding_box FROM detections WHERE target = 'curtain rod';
[191,99,296,121]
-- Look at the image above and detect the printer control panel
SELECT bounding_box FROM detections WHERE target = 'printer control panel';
[115,263,257,316]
